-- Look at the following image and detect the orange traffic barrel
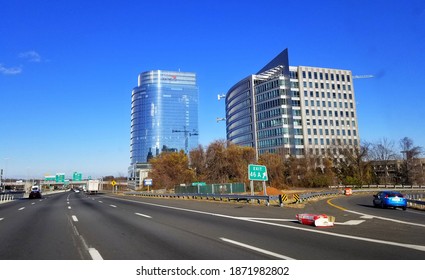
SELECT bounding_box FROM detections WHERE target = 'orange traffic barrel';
[344,188,352,196]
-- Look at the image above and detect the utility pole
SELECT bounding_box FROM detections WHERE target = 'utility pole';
[172,126,198,154]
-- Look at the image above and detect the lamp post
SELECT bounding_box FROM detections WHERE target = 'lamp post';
[172,126,198,154]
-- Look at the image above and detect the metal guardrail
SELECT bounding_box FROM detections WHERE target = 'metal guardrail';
[407,199,425,206]
[122,187,425,209]
[329,185,425,189]
[0,190,69,204]
[124,191,284,207]
[298,188,425,210]
[0,191,25,204]
[0,193,15,203]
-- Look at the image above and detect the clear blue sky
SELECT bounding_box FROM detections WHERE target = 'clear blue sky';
[1,0,424,179]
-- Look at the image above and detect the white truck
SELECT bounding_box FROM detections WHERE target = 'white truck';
[86,179,101,194]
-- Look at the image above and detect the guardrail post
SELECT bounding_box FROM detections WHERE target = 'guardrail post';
[279,194,283,207]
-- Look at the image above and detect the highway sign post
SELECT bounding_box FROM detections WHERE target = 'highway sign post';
[144,178,152,192]
[248,164,268,196]
[111,180,117,193]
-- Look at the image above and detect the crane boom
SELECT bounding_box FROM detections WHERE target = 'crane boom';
[352,75,374,79]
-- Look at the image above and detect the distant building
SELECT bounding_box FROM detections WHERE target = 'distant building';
[370,158,425,185]
[225,49,360,164]
[128,70,199,189]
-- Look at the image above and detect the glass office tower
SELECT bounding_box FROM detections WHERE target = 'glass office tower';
[129,70,198,188]
[225,48,360,164]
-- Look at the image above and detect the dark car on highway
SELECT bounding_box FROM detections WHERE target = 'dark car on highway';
[29,186,42,199]
[373,191,407,210]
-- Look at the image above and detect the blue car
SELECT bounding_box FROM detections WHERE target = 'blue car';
[373,191,407,210]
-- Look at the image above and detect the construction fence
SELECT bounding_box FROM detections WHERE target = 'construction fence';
[175,183,246,194]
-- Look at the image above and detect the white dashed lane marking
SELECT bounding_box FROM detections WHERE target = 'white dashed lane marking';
[135,213,152,219]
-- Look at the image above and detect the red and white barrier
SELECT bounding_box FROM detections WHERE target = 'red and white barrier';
[296,213,335,227]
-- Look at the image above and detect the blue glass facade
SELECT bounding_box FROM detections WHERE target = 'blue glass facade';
[225,49,293,159]
[130,70,198,165]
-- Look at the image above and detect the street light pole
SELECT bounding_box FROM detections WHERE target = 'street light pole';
[172,126,198,154]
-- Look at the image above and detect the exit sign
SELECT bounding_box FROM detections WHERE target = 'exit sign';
[248,164,268,181]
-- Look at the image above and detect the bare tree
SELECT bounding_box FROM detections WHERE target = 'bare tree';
[204,140,229,183]
[148,150,195,190]
[370,138,397,161]
[258,152,286,189]
[369,138,398,184]
[335,142,373,186]
[189,145,206,181]
[399,137,424,185]
[226,143,256,184]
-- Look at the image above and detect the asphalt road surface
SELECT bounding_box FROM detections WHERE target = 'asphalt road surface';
[1,190,424,260]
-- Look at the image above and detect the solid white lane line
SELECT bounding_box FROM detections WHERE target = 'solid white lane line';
[72,215,78,222]
[221,238,295,260]
[0,218,4,221]
[242,217,297,222]
[335,220,365,226]
[346,210,425,228]
[135,212,152,219]
[110,205,117,208]
[89,248,103,260]
[18,207,25,211]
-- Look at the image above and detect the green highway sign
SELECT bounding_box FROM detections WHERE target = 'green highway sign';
[55,173,65,183]
[248,164,268,181]
[73,172,82,181]
[45,175,55,181]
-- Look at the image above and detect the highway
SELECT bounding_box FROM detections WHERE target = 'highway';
[1,190,424,260]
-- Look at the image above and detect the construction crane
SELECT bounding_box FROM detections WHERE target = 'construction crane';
[352,75,374,79]
[172,126,198,154]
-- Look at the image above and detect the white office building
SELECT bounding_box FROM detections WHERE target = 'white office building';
[225,49,360,164]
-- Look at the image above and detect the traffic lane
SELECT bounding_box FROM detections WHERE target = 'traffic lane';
[68,192,269,259]
[329,194,425,224]
[309,195,425,246]
[99,194,425,250]
[72,194,425,259]
[100,193,291,219]
[0,192,89,260]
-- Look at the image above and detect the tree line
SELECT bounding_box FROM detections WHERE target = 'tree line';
[146,137,424,190]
